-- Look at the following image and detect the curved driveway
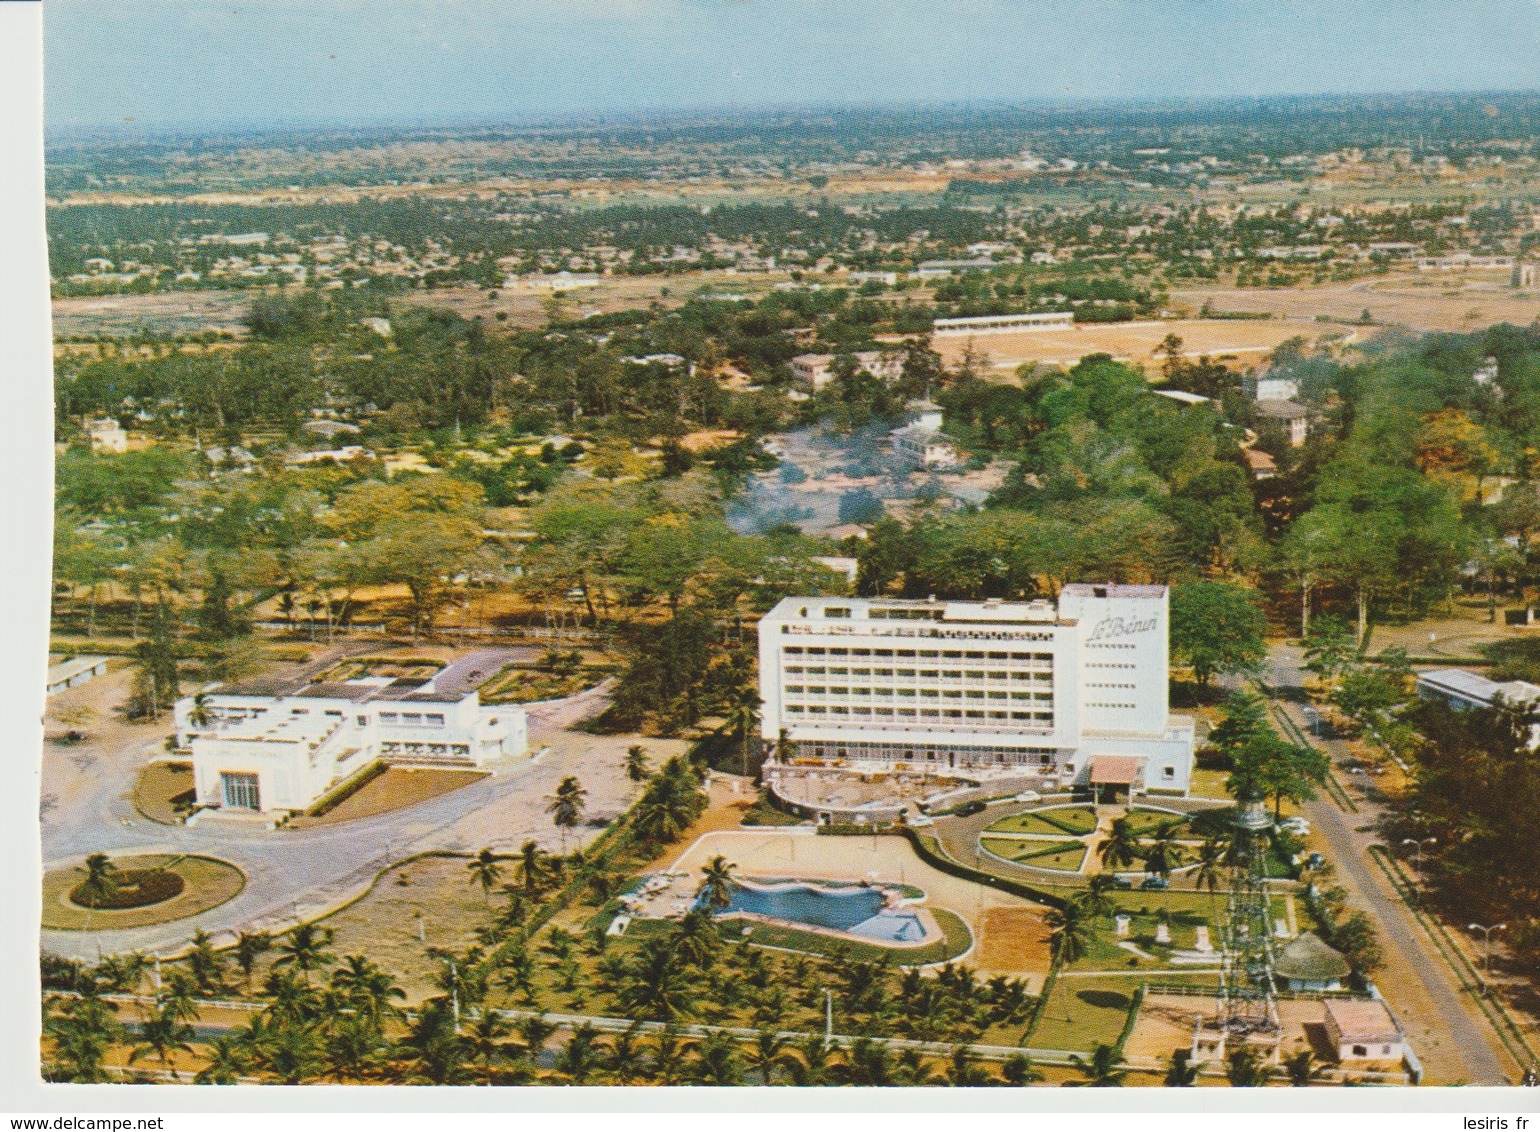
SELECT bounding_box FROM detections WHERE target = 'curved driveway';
[40,677,674,962]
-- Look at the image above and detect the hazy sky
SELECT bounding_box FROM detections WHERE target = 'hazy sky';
[44,0,1540,134]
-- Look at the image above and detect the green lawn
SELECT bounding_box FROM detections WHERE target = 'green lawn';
[1026,976,1141,1053]
[1124,812,1190,838]
[984,805,1097,837]
[1017,844,1089,872]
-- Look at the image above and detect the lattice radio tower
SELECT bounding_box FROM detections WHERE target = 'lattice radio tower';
[1216,795,1282,1038]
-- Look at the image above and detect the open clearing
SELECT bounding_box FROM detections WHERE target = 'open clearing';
[932,317,1331,374]
[1172,275,1540,334]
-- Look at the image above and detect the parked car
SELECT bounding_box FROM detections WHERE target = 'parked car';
[1280,816,1310,835]
[1305,852,1326,870]
[1140,875,1169,890]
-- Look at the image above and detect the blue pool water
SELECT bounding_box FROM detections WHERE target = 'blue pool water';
[712,882,928,943]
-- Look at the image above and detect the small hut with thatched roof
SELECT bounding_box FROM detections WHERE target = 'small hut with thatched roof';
[1273,931,1350,992]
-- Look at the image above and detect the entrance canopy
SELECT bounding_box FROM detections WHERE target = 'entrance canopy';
[1089,755,1143,787]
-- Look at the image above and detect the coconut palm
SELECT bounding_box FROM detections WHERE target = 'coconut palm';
[329,954,405,1027]
[556,1023,604,1085]
[194,1035,250,1085]
[784,1033,837,1086]
[647,1025,695,1085]
[624,744,651,782]
[944,1044,992,1086]
[517,1013,558,1061]
[697,854,738,913]
[835,1037,896,1086]
[463,1010,515,1084]
[1142,822,1186,881]
[546,776,588,853]
[602,1022,650,1085]
[43,991,122,1083]
[233,930,272,991]
[466,847,504,907]
[687,1030,744,1085]
[1097,817,1139,871]
[187,929,226,994]
[516,840,549,895]
[273,923,334,984]
[1002,1052,1041,1085]
[1043,900,1092,966]
[1078,875,1118,922]
[129,1001,196,1072]
[617,938,697,1021]
[159,969,202,1025]
[1068,1042,1126,1087]
[1194,836,1230,906]
[1226,1047,1267,1087]
[498,948,539,1005]
[324,1014,385,1083]
[746,1029,793,1085]
[261,968,326,1027]
[397,999,471,1085]
[77,853,118,907]
[670,909,722,970]
[723,684,763,776]
[1284,1048,1318,1086]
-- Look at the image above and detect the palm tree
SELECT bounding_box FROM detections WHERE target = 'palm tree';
[723,684,763,776]
[498,948,539,1005]
[187,929,227,994]
[463,1010,514,1084]
[1078,875,1118,922]
[603,1022,650,1085]
[1098,817,1139,872]
[77,853,118,907]
[233,930,272,991]
[647,1025,695,1086]
[784,1033,837,1087]
[687,1030,744,1085]
[517,1013,558,1062]
[1226,1047,1267,1087]
[516,840,549,895]
[835,1037,895,1086]
[945,1043,991,1086]
[194,1035,249,1084]
[625,744,651,782]
[1043,900,1092,966]
[188,690,214,731]
[556,1023,604,1085]
[1193,836,1230,908]
[129,1001,196,1072]
[159,969,202,1025]
[466,847,504,908]
[697,854,738,913]
[1284,1048,1317,1086]
[324,1015,384,1083]
[669,909,721,970]
[1068,1042,1126,1087]
[1142,822,1186,881]
[329,955,405,1027]
[273,923,334,983]
[1002,1052,1041,1086]
[616,938,697,1021]
[747,1029,792,1085]
[255,1020,326,1084]
[397,999,471,1085]
[547,776,588,853]
[43,991,122,1083]
[1163,1048,1200,1086]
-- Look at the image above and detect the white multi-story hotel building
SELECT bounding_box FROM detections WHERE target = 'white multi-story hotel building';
[172,663,527,816]
[757,584,1195,796]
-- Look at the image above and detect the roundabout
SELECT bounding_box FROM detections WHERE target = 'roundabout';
[42,853,246,931]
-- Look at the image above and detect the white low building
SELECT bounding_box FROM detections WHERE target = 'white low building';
[173,671,527,816]
[932,311,1074,336]
[757,583,1196,796]
[791,350,903,391]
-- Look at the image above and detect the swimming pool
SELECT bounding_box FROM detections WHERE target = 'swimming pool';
[710,881,929,944]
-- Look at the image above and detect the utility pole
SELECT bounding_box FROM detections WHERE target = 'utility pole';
[824,988,833,1051]
[1468,922,1506,992]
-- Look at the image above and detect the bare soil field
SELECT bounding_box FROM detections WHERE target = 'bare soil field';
[1172,274,1540,334]
[133,761,194,825]
[932,317,1328,375]
[51,290,255,339]
[973,905,1052,978]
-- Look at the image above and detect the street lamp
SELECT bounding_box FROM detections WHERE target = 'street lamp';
[1467,922,1507,991]
[1400,836,1436,875]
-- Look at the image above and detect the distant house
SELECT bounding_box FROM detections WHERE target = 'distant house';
[812,556,860,584]
[890,404,960,470]
[824,523,870,542]
[1243,448,1278,480]
[1244,372,1300,401]
[1415,667,1540,712]
[287,446,372,467]
[1256,399,1310,447]
[932,311,1073,336]
[1323,999,1406,1065]
[1273,931,1350,992]
[913,257,997,279]
[359,317,393,338]
[791,350,902,391]
[83,418,127,454]
[1153,389,1211,407]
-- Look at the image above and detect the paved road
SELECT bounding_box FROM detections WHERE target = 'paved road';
[40,669,682,963]
[1262,644,1519,1085]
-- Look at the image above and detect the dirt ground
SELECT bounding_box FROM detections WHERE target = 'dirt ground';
[1172,273,1540,335]
[287,767,489,829]
[931,317,1331,374]
[973,906,1053,978]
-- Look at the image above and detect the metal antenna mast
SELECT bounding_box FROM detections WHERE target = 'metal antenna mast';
[1218,797,1282,1038]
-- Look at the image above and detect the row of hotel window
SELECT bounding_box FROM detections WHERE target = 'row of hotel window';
[783,666,1053,682]
[793,741,1059,764]
[784,647,1054,662]
[784,686,1052,701]
[782,625,1058,642]
[784,705,1054,722]
[211,707,447,727]
[378,742,471,757]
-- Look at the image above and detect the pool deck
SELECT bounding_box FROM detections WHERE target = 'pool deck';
[659,828,1054,983]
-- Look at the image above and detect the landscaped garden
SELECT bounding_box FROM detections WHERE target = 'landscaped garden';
[42,853,245,930]
[980,837,1088,872]
[985,805,1098,837]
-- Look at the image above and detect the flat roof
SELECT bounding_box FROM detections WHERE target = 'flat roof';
[1324,998,1402,1042]
[1089,754,1143,785]
[1417,668,1540,706]
[1061,583,1167,599]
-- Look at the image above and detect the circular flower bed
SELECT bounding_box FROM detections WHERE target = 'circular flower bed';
[70,867,186,910]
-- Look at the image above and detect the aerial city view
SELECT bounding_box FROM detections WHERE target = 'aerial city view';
[30,5,1540,1091]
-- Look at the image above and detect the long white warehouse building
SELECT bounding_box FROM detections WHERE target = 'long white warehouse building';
[757,584,1195,796]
